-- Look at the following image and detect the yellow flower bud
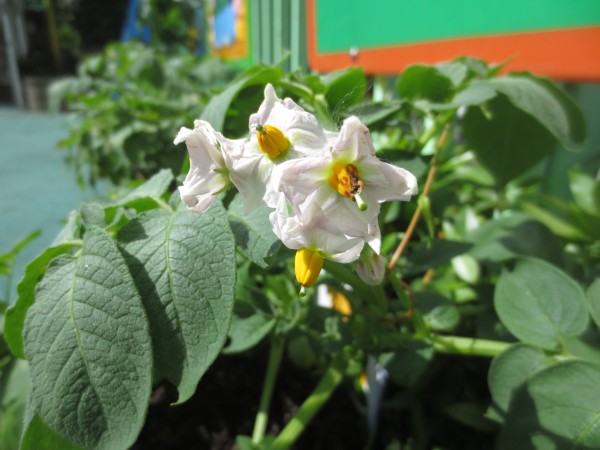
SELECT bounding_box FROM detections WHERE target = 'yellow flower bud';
[256,124,290,159]
[295,248,323,288]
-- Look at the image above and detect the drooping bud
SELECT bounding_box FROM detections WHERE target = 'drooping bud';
[295,248,324,292]
[328,162,367,210]
[256,124,290,159]
[356,249,386,285]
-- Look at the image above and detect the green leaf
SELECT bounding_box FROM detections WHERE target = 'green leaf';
[435,61,469,87]
[380,341,434,387]
[487,344,548,422]
[346,102,402,127]
[20,414,83,450]
[118,201,235,403]
[227,195,280,268]
[397,64,455,102]
[0,359,29,450]
[5,242,79,359]
[520,201,587,241]
[80,203,106,228]
[0,399,26,450]
[483,74,585,145]
[451,254,480,284]
[414,81,497,111]
[496,73,585,144]
[570,171,600,217]
[52,211,80,246]
[23,228,152,450]
[499,361,600,450]
[494,258,589,350]
[201,66,283,132]
[417,292,460,332]
[223,313,275,354]
[587,279,600,329]
[321,67,367,111]
[118,168,174,207]
[0,358,29,409]
[468,213,562,264]
[405,239,472,275]
[463,94,557,186]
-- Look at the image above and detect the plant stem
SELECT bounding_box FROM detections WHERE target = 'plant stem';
[271,364,344,450]
[387,123,450,271]
[431,335,511,358]
[252,335,285,445]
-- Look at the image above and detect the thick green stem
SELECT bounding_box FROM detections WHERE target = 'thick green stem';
[252,336,285,445]
[271,364,344,450]
[431,335,511,358]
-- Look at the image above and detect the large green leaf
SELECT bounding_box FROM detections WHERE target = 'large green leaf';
[23,228,152,450]
[499,361,600,450]
[468,213,562,264]
[494,258,589,350]
[227,194,280,268]
[118,201,235,403]
[201,66,282,132]
[397,64,454,102]
[487,344,548,422]
[321,67,367,112]
[5,242,78,359]
[414,81,497,111]
[487,73,586,145]
[463,94,557,186]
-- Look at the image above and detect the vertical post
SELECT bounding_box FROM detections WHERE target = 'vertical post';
[290,0,306,72]
[0,0,24,107]
[272,0,282,65]
[260,0,272,65]
[250,0,261,65]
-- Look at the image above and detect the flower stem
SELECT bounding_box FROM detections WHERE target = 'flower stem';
[252,335,286,445]
[431,335,511,358]
[387,123,450,271]
[271,364,344,450]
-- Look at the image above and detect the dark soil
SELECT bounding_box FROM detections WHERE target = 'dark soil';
[131,347,368,450]
[132,348,496,450]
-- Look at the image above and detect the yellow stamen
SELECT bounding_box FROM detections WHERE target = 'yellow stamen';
[256,124,290,159]
[294,248,324,290]
[328,162,365,207]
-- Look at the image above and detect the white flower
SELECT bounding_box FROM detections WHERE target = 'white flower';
[175,120,243,213]
[224,84,334,213]
[269,196,364,263]
[274,116,417,252]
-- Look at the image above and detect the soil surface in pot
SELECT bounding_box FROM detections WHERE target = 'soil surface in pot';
[131,348,367,450]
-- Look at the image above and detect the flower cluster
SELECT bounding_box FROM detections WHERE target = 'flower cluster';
[175,84,417,293]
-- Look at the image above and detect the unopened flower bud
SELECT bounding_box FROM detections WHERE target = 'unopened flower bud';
[356,251,386,285]
[295,248,323,291]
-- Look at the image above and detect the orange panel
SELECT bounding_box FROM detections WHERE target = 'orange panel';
[306,0,600,81]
